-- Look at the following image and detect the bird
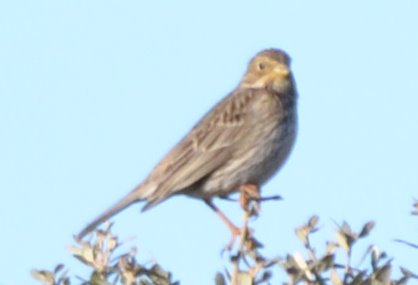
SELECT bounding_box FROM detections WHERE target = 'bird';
[77,48,298,240]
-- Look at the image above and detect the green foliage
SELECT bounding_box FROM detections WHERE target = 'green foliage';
[276,217,415,285]
[32,202,418,285]
[33,224,178,285]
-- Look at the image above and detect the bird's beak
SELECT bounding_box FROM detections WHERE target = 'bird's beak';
[274,64,290,78]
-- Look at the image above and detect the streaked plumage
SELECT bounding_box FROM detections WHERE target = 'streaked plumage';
[77,48,298,240]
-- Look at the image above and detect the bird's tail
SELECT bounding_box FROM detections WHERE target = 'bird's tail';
[76,189,145,241]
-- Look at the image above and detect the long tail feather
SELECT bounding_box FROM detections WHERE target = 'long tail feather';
[76,191,143,240]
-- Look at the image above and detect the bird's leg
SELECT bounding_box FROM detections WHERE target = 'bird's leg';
[204,199,240,250]
[239,184,282,214]
[237,184,266,253]
[239,183,261,215]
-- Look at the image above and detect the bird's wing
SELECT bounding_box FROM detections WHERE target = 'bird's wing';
[140,89,256,210]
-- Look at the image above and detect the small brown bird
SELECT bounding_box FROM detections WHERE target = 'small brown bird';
[77,48,298,240]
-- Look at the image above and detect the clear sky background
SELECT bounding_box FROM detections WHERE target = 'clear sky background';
[1,1,417,284]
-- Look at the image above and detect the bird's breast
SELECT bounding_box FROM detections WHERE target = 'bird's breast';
[196,93,297,198]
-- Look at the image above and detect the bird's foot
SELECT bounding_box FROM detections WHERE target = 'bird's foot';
[224,225,242,252]
[239,184,283,216]
[239,184,261,216]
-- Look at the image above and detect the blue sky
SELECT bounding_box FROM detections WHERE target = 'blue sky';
[1,1,417,284]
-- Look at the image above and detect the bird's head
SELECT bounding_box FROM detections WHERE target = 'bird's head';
[240,49,294,94]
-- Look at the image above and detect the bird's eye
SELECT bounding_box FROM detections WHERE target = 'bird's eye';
[258,62,266,71]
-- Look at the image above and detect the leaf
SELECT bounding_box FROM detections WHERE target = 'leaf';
[359,221,375,238]
[295,226,309,247]
[374,264,392,283]
[231,271,253,285]
[351,271,366,285]
[308,215,319,229]
[258,270,272,283]
[31,269,55,285]
[54,264,64,274]
[318,254,335,271]
[293,252,314,280]
[336,230,350,253]
[412,200,418,215]
[400,266,418,278]
[215,272,226,285]
[330,269,343,285]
